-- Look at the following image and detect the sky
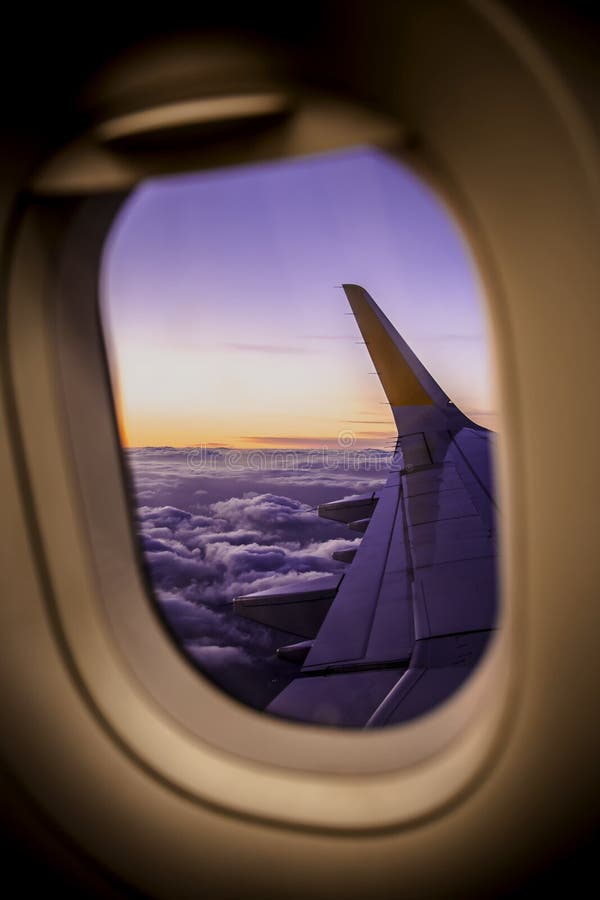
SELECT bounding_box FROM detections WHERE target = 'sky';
[100,146,496,449]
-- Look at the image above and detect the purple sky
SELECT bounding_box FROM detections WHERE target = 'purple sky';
[101,146,495,448]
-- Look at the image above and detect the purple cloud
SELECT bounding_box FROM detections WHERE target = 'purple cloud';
[126,448,385,709]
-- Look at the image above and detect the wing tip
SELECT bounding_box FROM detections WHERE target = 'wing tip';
[341,284,444,408]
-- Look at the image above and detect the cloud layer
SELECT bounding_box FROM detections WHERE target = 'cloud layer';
[128,447,389,709]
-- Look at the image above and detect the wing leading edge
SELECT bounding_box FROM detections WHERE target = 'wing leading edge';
[235,285,497,728]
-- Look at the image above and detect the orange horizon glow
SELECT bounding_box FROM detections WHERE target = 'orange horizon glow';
[113,389,496,449]
[112,387,399,449]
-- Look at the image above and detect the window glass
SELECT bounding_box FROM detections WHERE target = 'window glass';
[100,147,497,726]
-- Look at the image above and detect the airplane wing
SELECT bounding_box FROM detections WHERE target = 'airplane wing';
[235,285,498,727]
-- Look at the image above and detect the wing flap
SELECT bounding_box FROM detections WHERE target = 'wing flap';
[267,668,407,727]
[318,492,378,523]
[234,574,343,639]
[413,558,497,639]
[366,631,492,727]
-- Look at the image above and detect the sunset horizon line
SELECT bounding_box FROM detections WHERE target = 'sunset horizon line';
[123,438,397,450]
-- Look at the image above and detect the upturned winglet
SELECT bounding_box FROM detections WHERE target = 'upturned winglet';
[343,284,467,431]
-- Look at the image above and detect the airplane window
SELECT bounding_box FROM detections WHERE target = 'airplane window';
[99,146,498,728]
